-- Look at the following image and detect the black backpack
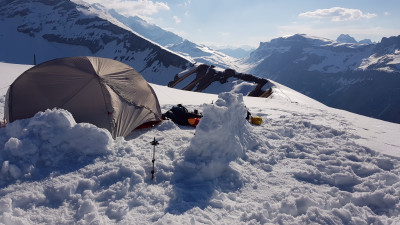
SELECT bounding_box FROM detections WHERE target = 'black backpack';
[163,104,202,126]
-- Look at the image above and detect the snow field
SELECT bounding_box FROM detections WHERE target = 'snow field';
[0,63,399,224]
[0,93,398,224]
[247,106,400,223]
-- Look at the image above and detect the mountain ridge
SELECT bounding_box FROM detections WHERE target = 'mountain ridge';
[1,0,399,123]
[244,34,400,123]
[0,0,270,97]
[100,6,243,70]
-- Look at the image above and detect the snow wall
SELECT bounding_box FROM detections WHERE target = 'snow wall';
[175,92,260,182]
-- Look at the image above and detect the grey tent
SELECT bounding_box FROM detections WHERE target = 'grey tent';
[5,56,162,138]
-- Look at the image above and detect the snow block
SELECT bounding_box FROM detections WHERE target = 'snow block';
[179,92,259,181]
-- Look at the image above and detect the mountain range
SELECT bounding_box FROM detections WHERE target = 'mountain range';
[0,0,270,96]
[245,34,400,123]
[1,0,399,123]
[0,0,189,84]
[104,6,243,70]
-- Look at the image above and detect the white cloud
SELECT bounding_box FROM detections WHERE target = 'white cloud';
[83,0,170,19]
[173,15,181,24]
[299,7,377,22]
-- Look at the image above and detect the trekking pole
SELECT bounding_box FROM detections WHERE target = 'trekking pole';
[150,137,159,180]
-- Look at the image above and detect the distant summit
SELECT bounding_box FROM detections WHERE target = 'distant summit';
[217,47,254,58]
[359,39,373,44]
[336,34,358,43]
[336,34,374,44]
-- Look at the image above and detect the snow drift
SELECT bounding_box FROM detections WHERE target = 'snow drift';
[176,92,260,182]
[0,109,112,186]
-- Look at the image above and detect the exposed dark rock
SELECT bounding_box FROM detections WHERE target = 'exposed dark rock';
[169,64,271,97]
[375,35,400,55]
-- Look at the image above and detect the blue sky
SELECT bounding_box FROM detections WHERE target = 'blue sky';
[85,0,400,48]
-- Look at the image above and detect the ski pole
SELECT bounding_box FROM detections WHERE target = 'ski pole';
[150,137,159,180]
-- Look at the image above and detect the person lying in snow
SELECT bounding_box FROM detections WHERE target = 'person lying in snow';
[162,104,203,127]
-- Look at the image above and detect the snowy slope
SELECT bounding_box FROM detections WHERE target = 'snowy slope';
[166,40,245,71]
[105,8,184,47]
[359,51,400,72]
[218,47,254,58]
[0,0,268,97]
[98,6,245,71]
[1,62,400,224]
[0,0,191,84]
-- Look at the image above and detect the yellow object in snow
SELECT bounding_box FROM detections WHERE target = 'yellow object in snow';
[250,116,263,125]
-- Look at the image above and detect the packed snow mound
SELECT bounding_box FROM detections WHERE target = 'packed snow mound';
[0,109,112,185]
[177,92,260,182]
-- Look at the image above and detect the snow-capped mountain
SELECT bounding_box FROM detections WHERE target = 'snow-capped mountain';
[245,34,400,123]
[336,34,358,43]
[166,40,245,71]
[336,34,373,44]
[217,47,254,58]
[105,8,184,47]
[0,0,269,96]
[96,6,244,70]
[0,0,191,84]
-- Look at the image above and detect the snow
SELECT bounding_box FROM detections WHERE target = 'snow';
[167,40,248,72]
[1,63,400,224]
[359,51,400,73]
[0,0,191,84]
[202,78,259,96]
[175,93,259,182]
[307,48,371,73]
[0,109,113,185]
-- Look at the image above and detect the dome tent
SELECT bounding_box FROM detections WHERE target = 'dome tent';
[5,56,162,138]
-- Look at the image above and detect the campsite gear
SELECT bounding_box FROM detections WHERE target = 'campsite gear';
[188,118,201,127]
[250,116,263,125]
[150,137,159,180]
[246,110,251,120]
[0,118,6,128]
[5,56,161,138]
[162,104,202,127]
